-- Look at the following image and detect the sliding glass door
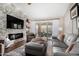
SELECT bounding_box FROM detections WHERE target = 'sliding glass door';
[36,22,52,37]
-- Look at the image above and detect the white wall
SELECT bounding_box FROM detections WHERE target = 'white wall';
[52,20,60,36]
[64,4,78,34]
[64,11,73,34]
[30,21,36,34]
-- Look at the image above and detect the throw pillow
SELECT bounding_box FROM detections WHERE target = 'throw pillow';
[57,32,65,42]
[4,38,14,48]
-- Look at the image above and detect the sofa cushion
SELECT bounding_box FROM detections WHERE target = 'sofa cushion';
[53,47,65,53]
[76,38,79,43]
[64,34,69,42]
[53,41,68,49]
[53,39,68,49]
[31,37,47,44]
[64,34,77,46]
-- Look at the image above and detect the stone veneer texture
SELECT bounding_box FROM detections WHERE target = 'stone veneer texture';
[0,3,27,40]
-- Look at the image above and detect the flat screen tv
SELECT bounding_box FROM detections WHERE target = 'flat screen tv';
[7,15,24,29]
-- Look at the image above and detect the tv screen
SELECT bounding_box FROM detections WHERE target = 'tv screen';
[7,15,24,29]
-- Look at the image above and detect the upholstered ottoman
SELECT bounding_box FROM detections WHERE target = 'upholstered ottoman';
[25,42,46,56]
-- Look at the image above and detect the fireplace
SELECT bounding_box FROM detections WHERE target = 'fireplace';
[8,33,23,40]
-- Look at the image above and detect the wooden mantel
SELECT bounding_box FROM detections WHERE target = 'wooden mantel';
[5,40,25,53]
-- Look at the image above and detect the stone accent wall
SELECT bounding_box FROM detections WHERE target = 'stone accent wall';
[0,3,27,40]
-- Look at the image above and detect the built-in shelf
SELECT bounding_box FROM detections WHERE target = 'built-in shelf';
[7,15,24,29]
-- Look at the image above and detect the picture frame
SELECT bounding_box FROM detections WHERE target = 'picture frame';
[70,3,79,19]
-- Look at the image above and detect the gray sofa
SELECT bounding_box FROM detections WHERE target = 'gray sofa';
[52,34,78,56]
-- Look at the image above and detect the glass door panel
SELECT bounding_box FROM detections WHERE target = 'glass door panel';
[36,22,52,37]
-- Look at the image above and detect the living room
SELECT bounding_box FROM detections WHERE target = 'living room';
[0,3,79,56]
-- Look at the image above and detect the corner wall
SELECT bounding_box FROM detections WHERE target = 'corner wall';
[63,3,78,34]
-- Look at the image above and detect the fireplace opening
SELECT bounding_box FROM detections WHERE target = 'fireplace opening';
[8,33,23,40]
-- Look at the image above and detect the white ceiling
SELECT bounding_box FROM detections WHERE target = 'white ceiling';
[13,3,70,20]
